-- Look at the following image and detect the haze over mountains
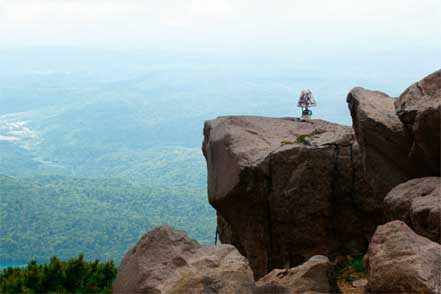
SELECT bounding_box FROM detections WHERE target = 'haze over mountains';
[0,46,439,264]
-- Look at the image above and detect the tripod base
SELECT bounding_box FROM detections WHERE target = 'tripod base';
[301,109,312,120]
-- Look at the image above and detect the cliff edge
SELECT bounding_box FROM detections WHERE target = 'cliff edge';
[202,116,379,278]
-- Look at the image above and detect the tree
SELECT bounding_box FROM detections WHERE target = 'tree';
[0,255,116,293]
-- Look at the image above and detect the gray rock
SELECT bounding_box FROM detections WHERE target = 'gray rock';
[395,70,441,175]
[202,116,378,278]
[351,278,368,288]
[113,225,256,294]
[347,87,418,199]
[347,71,441,199]
[384,177,441,243]
[255,255,340,294]
[365,220,441,293]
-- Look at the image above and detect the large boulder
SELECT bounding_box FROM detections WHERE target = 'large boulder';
[113,225,256,294]
[384,177,441,243]
[395,70,441,175]
[256,255,340,294]
[347,87,417,199]
[347,71,441,199]
[365,220,441,293]
[202,116,379,278]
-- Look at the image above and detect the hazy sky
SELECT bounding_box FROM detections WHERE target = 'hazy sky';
[1,0,440,50]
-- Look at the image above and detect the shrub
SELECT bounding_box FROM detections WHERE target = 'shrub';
[0,255,116,294]
[351,256,365,273]
[336,255,366,284]
[295,135,308,144]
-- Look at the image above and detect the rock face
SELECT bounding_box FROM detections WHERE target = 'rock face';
[365,221,441,293]
[113,225,256,294]
[347,71,441,199]
[202,116,379,278]
[384,177,441,243]
[346,88,417,199]
[395,70,441,175]
[256,255,340,294]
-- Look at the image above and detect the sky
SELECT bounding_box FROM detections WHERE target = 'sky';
[1,0,440,50]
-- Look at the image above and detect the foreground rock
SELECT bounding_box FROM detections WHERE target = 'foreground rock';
[202,116,378,278]
[113,225,256,294]
[347,88,417,199]
[384,177,441,243]
[365,220,441,293]
[395,70,441,175]
[256,255,340,294]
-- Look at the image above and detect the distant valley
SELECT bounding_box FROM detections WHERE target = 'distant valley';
[0,47,437,265]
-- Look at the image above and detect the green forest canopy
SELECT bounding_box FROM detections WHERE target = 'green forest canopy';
[0,175,215,264]
[0,255,116,294]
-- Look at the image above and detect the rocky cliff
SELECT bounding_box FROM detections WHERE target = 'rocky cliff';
[202,116,380,278]
[346,88,417,199]
[347,70,440,199]
[396,70,441,175]
[202,70,440,280]
[115,70,440,294]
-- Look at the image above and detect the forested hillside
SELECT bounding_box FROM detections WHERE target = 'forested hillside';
[0,175,215,263]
